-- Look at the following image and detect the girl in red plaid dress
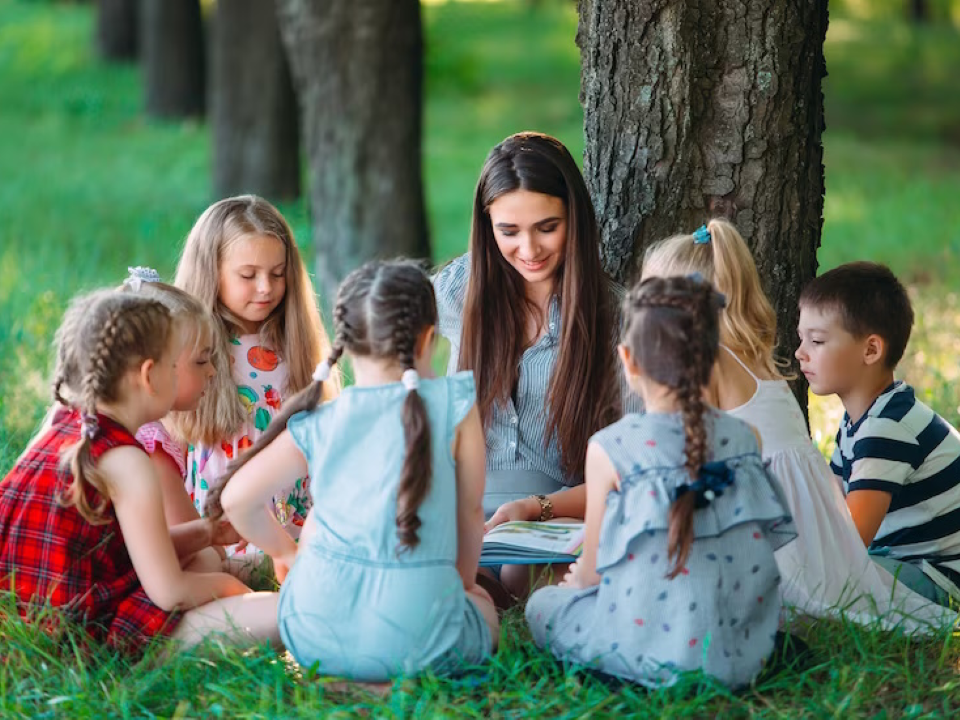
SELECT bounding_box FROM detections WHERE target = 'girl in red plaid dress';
[0,290,280,653]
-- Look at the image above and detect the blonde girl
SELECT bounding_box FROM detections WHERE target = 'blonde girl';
[641,217,954,631]
[204,260,497,682]
[174,195,338,564]
[119,267,239,572]
[0,290,279,653]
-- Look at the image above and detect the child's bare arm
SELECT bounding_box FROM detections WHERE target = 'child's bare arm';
[221,430,305,566]
[454,406,486,589]
[102,447,249,611]
[564,442,617,589]
[149,450,200,526]
[846,489,893,547]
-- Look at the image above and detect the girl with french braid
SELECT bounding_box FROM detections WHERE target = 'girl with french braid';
[525,275,796,689]
[207,259,498,682]
[0,290,280,654]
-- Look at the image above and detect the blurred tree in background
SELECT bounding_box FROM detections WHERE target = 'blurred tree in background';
[276,0,431,309]
[95,0,137,61]
[141,0,204,119]
[211,0,299,201]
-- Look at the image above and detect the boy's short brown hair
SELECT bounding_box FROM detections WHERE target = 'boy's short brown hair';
[799,261,913,369]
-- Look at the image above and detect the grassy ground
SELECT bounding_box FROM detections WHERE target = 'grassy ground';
[2,0,960,715]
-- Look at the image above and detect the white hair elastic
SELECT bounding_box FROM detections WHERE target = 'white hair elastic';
[401,368,420,391]
[312,360,332,382]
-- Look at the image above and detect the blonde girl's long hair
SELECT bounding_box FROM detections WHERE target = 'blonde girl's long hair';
[52,290,175,524]
[174,195,339,445]
[206,260,438,551]
[641,217,787,378]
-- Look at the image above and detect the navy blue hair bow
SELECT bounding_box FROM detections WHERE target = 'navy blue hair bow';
[673,461,735,509]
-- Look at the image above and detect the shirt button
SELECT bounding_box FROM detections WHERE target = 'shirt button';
[510,416,518,425]
[509,441,517,449]
[549,322,556,331]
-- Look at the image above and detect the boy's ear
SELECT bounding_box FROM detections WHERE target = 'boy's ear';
[862,334,886,367]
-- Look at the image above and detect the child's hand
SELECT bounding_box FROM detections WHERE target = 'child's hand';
[484,497,539,533]
[208,518,243,548]
[560,558,600,589]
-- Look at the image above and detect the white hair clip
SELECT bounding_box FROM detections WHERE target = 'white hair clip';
[312,360,332,383]
[125,266,161,292]
[401,368,420,391]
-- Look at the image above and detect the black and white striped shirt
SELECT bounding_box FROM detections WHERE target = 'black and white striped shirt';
[832,381,960,589]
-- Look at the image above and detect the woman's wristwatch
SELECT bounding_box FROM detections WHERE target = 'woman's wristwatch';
[531,494,554,522]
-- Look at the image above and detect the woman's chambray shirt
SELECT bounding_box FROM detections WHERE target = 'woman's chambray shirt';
[433,254,643,488]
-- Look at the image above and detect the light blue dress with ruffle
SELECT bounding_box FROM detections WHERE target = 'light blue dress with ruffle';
[526,410,796,689]
[277,372,491,681]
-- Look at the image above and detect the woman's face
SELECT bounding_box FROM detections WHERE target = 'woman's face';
[487,189,567,291]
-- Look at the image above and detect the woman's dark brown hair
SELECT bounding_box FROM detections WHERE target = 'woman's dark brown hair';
[459,132,619,480]
[205,259,438,550]
[621,275,724,578]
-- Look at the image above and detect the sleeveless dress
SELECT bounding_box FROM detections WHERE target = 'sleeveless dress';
[186,334,311,556]
[276,372,492,681]
[721,346,954,632]
[0,408,181,653]
[526,411,796,689]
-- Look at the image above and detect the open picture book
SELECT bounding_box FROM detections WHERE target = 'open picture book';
[479,521,585,567]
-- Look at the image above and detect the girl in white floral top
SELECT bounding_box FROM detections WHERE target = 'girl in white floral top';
[174,196,339,571]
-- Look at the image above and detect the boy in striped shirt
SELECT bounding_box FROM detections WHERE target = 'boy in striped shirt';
[797,261,960,606]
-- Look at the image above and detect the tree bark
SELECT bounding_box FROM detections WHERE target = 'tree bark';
[275,0,430,307]
[211,0,299,201]
[578,0,827,403]
[96,0,138,62]
[141,0,205,119]
[908,0,930,23]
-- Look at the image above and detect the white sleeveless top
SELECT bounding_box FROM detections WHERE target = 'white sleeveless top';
[720,346,953,632]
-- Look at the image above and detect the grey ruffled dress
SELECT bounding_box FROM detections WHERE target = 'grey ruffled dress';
[525,410,797,689]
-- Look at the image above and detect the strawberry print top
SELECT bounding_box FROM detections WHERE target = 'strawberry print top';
[184,334,310,556]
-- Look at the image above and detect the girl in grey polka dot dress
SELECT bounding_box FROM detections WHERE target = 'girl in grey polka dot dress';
[526,275,797,689]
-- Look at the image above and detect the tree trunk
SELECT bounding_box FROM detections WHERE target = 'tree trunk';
[141,0,205,119]
[578,0,827,405]
[96,0,138,62]
[211,0,299,201]
[908,0,930,23]
[275,0,430,307]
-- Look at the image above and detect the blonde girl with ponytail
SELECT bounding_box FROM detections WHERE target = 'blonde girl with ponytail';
[525,275,795,689]
[0,290,280,653]
[206,259,498,682]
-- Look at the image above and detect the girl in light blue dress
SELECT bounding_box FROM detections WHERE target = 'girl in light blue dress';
[526,275,796,689]
[204,260,498,682]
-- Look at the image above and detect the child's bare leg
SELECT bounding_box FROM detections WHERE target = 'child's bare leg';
[183,547,225,573]
[467,584,500,651]
[171,592,281,649]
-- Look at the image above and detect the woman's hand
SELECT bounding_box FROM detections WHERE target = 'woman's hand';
[484,497,539,533]
[560,557,601,589]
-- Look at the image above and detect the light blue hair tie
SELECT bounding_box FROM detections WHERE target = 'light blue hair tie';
[125,266,161,292]
[692,225,711,244]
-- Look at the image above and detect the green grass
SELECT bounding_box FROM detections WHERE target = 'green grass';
[2,0,960,714]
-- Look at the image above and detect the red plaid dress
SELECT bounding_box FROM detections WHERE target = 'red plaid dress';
[0,408,181,653]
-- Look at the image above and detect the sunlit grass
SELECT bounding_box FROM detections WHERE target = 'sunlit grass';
[2,0,960,714]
